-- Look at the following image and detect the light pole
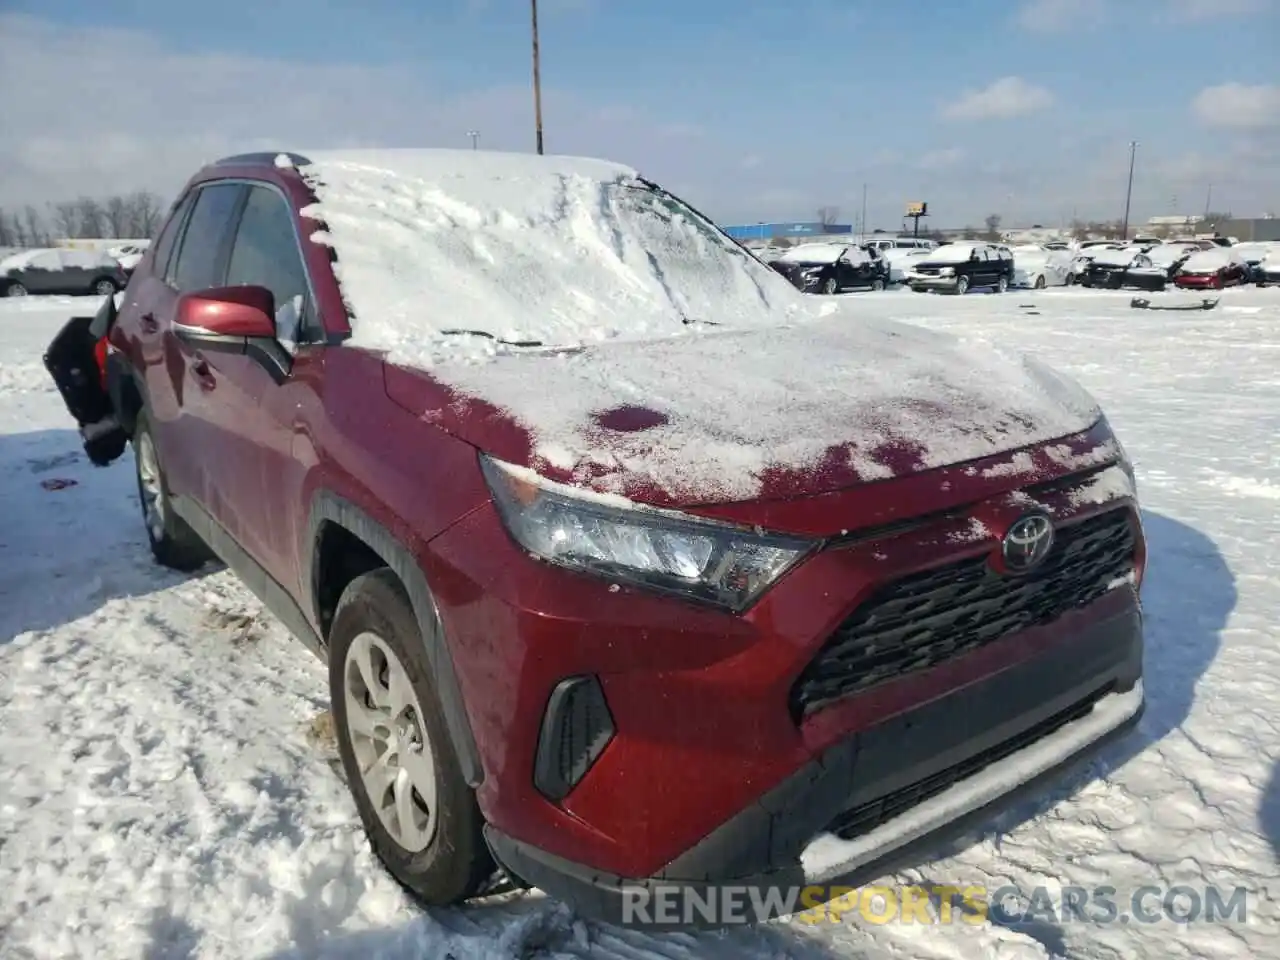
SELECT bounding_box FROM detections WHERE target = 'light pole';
[1120,140,1137,242]
[467,130,479,151]
[531,0,544,154]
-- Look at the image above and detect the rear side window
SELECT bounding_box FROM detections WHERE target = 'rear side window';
[225,186,314,343]
[151,192,196,283]
[171,183,244,292]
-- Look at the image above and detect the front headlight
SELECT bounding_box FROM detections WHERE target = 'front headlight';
[480,455,813,612]
[939,266,954,277]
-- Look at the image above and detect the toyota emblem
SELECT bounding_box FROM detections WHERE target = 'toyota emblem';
[1001,512,1055,573]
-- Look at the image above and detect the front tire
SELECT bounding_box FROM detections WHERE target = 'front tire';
[955,276,970,295]
[822,276,839,295]
[93,278,118,296]
[871,278,885,291]
[1034,275,1046,289]
[330,569,494,906]
[4,282,27,297]
[132,409,213,571]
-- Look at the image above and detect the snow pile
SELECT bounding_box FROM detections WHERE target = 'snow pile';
[297,149,814,362]
[774,243,866,265]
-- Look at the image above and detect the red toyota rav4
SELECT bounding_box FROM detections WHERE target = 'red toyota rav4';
[48,149,1145,926]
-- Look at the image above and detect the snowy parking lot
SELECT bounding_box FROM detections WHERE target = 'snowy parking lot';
[1,288,1278,960]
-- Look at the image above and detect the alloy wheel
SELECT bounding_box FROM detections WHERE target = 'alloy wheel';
[135,430,166,542]
[344,631,439,853]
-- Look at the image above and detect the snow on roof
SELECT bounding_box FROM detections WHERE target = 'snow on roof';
[0,248,51,270]
[920,243,983,264]
[1145,242,1200,266]
[1089,247,1143,267]
[1181,248,1239,272]
[298,148,814,361]
[775,243,866,264]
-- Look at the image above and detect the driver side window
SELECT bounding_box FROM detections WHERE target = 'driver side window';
[225,186,315,347]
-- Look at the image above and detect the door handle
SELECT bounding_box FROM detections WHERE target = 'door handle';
[191,354,216,390]
[140,313,159,334]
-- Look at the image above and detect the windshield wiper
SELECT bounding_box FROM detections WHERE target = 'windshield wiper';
[440,329,544,348]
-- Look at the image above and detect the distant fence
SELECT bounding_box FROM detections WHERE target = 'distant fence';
[723,222,854,241]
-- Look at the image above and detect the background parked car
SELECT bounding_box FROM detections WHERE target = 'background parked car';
[1076,247,1163,291]
[108,242,151,276]
[768,242,888,293]
[881,246,930,286]
[1173,248,1250,290]
[1011,244,1077,288]
[0,248,129,297]
[1255,248,1280,287]
[907,242,1014,294]
[1230,242,1278,283]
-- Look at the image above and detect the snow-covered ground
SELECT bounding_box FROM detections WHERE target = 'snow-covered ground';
[1,288,1277,959]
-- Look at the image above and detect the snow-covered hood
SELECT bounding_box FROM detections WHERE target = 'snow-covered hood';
[391,313,1102,507]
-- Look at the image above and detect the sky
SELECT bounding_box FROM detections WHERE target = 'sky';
[1,0,1277,231]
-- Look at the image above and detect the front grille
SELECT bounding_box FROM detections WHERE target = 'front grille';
[825,684,1110,839]
[790,509,1136,719]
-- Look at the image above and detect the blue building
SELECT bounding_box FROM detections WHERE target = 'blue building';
[721,221,853,241]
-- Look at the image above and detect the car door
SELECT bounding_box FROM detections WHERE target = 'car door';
[141,182,246,509]
[209,182,322,592]
[21,250,63,293]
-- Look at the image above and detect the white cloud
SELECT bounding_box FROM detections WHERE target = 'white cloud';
[941,77,1054,121]
[1016,0,1107,32]
[1191,83,1280,129]
[0,14,705,210]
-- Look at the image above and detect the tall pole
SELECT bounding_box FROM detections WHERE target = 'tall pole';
[1203,183,1213,225]
[531,0,544,154]
[1120,140,1137,242]
[860,183,867,238]
[467,130,479,150]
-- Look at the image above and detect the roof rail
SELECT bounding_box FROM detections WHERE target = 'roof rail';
[212,151,313,167]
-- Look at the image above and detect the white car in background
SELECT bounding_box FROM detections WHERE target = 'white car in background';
[107,241,151,275]
[880,246,930,285]
[1011,244,1077,288]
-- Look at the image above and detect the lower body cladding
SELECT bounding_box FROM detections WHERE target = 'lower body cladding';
[484,603,1144,928]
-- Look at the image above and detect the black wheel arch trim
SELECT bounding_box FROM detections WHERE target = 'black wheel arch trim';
[306,490,484,788]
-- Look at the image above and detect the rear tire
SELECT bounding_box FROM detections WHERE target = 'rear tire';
[995,276,1009,293]
[330,569,495,906]
[132,409,213,571]
[1034,275,1046,289]
[93,278,118,296]
[871,278,885,291]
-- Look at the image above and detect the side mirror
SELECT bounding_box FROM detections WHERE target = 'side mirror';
[174,285,275,340]
[173,285,291,384]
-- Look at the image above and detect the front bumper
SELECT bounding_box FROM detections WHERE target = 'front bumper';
[487,607,1144,927]
[1174,274,1220,288]
[907,274,960,291]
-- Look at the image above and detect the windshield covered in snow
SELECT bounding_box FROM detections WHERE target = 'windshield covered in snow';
[298,149,813,364]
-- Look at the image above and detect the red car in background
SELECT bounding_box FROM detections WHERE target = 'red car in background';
[1174,248,1250,290]
[44,149,1146,927]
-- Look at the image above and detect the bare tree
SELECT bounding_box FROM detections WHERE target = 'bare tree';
[23,206,48,247]
[983,214,1002,241]
[127,191,164,237]
[76,196,105,239]
[962,225,978,240]
[51,201,80,240]
[0,210,14,247]
[817,205,840,228]
[105,194,130,239]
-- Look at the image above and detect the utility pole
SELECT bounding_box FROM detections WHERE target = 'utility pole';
[1120,140,1137,242]
[531,0,544,155]
[467,130,479,150]
[860,183,867,239]
[1203,183,1213,224]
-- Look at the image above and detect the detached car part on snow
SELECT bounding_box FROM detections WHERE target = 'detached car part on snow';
[42,296,129,466]
[44,148,1148,929]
